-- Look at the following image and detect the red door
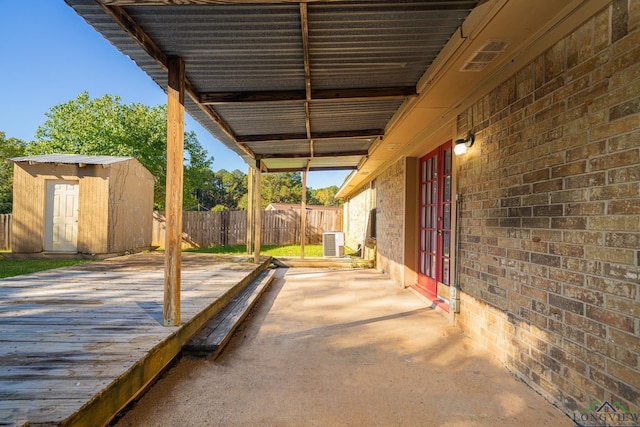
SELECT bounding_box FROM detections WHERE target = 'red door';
[417,141,452,299]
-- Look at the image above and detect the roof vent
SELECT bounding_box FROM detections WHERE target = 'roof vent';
[460,39,510,72]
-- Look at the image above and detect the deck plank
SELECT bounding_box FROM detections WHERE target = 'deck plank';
[0,252,270,426]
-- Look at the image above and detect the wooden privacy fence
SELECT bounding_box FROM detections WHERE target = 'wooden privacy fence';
[0,214,10,251]
[153,209,343,249]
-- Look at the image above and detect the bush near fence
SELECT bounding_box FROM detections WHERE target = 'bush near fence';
[152,209,343,249]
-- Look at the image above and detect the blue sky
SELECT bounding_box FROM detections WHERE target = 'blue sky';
[0,1,349,189]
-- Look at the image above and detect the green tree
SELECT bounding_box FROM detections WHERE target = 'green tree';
[310,185,342,207]
[0,132,27,213]
[260,172,303,209]
[217,169,247,209]
[28,92,213,209]
[191,169,247,211]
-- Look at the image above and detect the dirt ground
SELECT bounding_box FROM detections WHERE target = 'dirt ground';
[112,268,574,427]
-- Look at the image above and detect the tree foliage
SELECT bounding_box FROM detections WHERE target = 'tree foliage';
[309,185,342,207]
[0,132,27,213]
[193,169,247,211]
[28,92,213,209]
[260,172,303,209]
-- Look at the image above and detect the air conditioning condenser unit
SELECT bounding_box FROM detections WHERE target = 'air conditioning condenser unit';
[323,231,345,257]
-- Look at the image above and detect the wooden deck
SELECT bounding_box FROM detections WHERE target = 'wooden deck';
[0,252,271,426]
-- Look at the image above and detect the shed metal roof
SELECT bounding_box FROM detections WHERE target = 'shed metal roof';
[9,154,135,166]
[64,0,478,173]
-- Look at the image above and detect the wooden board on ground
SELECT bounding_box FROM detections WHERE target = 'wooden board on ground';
[184,268,276,357]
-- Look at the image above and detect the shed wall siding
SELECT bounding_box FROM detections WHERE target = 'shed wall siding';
[11,166,45,252]
[455,3,640,414]
[11,159,154,255]
[78,171,109,254]
[108,161,154,253]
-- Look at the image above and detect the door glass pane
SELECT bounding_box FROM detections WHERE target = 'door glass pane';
[444,148,452,174]
[431,156,438,178]
[443,231,450,256]
[431,231,437,255]
[422,161,427,182]
[444,176,451,202]
[431,206,437,228]
[430,255,436,279]
[444,204,450,229]
[443,259,450,285]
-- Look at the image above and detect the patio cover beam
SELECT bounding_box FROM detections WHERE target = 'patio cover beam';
[237,129,383,144]
[164,56,185,327]
[101,0,376,5]
[199,87,417,105]
[267,166,357,173]
[96,3,257,160]
[299,3,314,162]
[255,150,368,160]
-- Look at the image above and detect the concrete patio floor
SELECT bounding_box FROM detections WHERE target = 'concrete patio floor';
[113,268,574,427]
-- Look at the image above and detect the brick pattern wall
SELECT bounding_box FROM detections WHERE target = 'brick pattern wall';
[455,2,639,415]
[343,185,370,251]
[375,158,406,284]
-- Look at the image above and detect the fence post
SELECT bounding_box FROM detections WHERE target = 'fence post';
[254,166,262,263]
[246,166,254,254]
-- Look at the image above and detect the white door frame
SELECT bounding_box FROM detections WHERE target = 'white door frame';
[44,180,79,252]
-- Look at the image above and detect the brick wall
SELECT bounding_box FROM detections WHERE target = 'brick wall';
[375,158,406,284]
[455,2,639,415]
[343,185,370,251]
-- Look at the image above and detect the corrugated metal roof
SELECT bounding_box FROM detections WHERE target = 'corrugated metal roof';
[9,154,134,166]
[65,0,478,173]
[308,1,474,90]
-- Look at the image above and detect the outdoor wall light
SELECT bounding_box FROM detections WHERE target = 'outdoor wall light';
[454,133,475,155]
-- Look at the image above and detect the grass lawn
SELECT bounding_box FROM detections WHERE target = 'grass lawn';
[0,243,358,279]
[185,244,325,257]
[0,257,93,279]
[185,244,360,258]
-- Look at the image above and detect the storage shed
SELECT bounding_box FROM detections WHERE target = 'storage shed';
[9,154,155,255]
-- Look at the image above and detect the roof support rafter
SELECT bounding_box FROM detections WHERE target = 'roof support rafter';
[101,0,372,5]
[255,150,369,159]
[299,3,314,160]
[96,2,258,160]
[266,166,358,173]
[198,87,417,104]
[236,129,384,144]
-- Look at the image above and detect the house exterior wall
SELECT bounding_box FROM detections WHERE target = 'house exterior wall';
[343,184,371,252]
[342,0,639,418]
[375,158,406,285]
[454,4,639,415]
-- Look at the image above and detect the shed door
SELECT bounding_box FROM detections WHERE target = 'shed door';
[45,181,79,252]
